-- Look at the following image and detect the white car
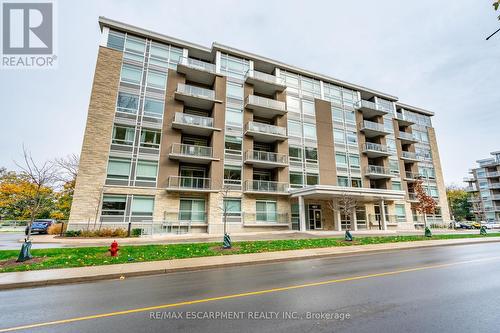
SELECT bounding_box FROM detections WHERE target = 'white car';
[483,223,500,229]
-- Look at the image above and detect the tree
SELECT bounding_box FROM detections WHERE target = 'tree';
[446,186,473,221]
[487,1,500,39]
[414,178,437,228]
[51,154,79,221]
[327,193,357,230]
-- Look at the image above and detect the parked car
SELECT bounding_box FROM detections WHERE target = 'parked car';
[450,221,462,229]
[25,219,56,235]
[470,222,482,229]
[459,222,472,229]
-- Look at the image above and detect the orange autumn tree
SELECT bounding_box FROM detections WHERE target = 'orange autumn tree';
[414,177,437,228]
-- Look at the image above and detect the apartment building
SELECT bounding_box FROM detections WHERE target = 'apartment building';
[464,151,500,222]
[68,17,450,234]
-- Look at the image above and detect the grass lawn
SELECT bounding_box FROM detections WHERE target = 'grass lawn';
[1,232,499,273]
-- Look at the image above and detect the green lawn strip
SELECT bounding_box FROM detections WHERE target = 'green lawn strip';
[1,232,499,273]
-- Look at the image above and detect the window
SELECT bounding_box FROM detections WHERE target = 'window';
[345,111,356,124]
[136,160,158,182]
[107,158,131,180]
[351,178,362,188]
[116,92,139,114]
[349,154,360,169]
[305,147,318,162]
[289,146,303,161]
[256,201,277,222]
[225,136,242,153]
[146,70,167,89]
[290,172,304,188]
[302,100,315,116]
[303,123,317,140]
[334,129,345,143]
[288,120,302,137]
[224,166,241,186]
[226,82,243,100]
[287,96,300,112]
[124,37,145,54]
[332,108,343,122]
[335,152,347,166]
[107,31,125,51]
[131,196,154,216]
[395,204,406,222]
[120,64,142,84]
[223,198,241,217]
[169,47,183,63]
[337,176,349,187]
[225,107,243,126]
[112,126,135,145]
[220,54,249,79]
[307,174,319,185]
[143,98,164,118]
[392,181,402,191]
[140,129,161,148]
[389,159,400,175]
[179,199,206,222]
[101,195,126,215]
[346,131,357,145]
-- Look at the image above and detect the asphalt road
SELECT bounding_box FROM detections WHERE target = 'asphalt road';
[1,242,500,332]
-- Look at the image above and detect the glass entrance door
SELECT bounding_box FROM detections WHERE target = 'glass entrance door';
[308,206,322,230]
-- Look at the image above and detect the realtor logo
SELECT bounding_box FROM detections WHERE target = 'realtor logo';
[1,1,57,68]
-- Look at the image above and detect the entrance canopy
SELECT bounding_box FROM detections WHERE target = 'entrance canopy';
[290,185,405,202]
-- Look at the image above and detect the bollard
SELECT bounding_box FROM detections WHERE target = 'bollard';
[127,222,132,237]
[60,222,64,237]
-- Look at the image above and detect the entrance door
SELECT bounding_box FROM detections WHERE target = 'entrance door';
[308,207,322,230]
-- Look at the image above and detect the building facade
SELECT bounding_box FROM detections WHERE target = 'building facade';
[464,151,500,222]
[68,17,450,234]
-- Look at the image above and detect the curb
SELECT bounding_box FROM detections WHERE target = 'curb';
[1,237,500,290]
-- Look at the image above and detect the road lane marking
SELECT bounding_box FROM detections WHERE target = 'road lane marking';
[1,256,499,332]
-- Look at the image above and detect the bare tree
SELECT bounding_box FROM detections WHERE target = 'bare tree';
[327,193,357,230]
[53,154,79,184]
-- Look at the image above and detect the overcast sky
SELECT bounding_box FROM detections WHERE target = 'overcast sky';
[1,0,499,186]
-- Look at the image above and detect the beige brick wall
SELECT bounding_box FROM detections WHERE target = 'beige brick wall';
[69,47,123,225]
[428,127,451,222]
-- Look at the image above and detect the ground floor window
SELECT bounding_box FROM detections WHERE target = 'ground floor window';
[131,196,155,216]
[101,195,126,215]
[395,204,406,222]
[179,198,206,222]
[223,198,241,217]
[256,200,277,222]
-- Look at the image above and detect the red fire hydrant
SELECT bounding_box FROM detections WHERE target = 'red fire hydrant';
[109,240,119,257]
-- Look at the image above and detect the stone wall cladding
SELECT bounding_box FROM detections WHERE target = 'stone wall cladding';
[428,127,451,222]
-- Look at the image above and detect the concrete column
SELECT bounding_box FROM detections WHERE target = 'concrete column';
[352,207,358,231]
[380,200,387,230]
[299,196,306,231]
[336,210,342,231]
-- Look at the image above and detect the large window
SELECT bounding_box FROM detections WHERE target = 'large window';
[305,147,318,162]
[256,200,277,222]
[288,120,302,137]
[143,98,164,118]
[289,146,303,161]
[120,64,142,85]
[392,181,402,191]
[140,129,161,148]
[107,158,131,180]
[116,92,139,114]
[223,198,241,217]
[306,174,319,185]
[302,100,315,116]
[179,199,206,222]
[135,160,158,182]
[112,126,135,145]
[224,166,241,186]
[395,204,406,222]
[107,30,125,50]
[220,54,249,79]
[225,136,242,154]
[337,176,349,187]
[303,123,317,140]
[131,196,154,216]
[349,154,360,170]
[335,152,347,166]
[101,195,126,215]
[226,83,244,100]
[146,70,167,89]
[290,172,304,188]
[334,129,345,143]
[225,107,243,126]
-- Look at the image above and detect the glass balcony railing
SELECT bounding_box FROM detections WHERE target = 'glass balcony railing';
[245,95,285,111]
[464,186,477,192]
[490,183,500,189]
[246,121,286,137]
[173,112,214,128]
[405,171,421,180]
[365,165,392,175]
[167,176,212,190]
[355,100,392,113]
[363,142,389,153]
[176,83,215,100]
[244,180,289,193]
[243,212,289,224]
[245,150,288,164]
[408,192,418,201]
[487,171,500,178]
[245,69,284,86]
[170,143,213,158]
[360,120,386,132]
[178,57,215,73]
[401,151,418,160]
[398,131,417,141]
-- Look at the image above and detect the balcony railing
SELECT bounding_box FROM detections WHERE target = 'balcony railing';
[401,151,418,160]
[170,143,213,158]
[176,83,215,100]
[245,95,286,111]
[464,186,478,192]
[491,195,500,200]
[490,183,500,189]
[398,131,417,141]
[408,192,418,201]
[173,112,214,128]
[178,57,215,73]
[244,180,289,194]
[360,120,386,132]
[245,69,284,86]
[246,121,286,137]
[365,165,392,175]
[363,142,389,153]
[404,171,421,180]
[487,171,500,178]
[243,212,289,224]
[245,150,288,164]
[355,100,392,113]
[167,176,212,190]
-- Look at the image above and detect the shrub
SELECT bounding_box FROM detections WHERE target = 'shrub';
[131,228,142,237]
[65,230,81,237]
[48,223,67,235]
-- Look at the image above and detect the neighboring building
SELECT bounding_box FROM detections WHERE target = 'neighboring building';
[464,151,500,222]
[68,17,450,233]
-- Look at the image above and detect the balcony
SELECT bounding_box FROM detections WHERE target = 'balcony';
[397,131,418,144]
[490,183,500,189]
[486,171,500,178]
[491,195,500,201]
[166,176,215,192]
[463,177,475,182]
[171,112,220,136]
[464,186,478,192]
[244,150,288,169]
[168,143,219,164]
[364,165,394,179]
[359,120,390,138]
[395,112,415,126]
[242,212,290,226]
[244,121,287,143]
[177,57,217,85]
[362,142,391,158]
[174,83,221,110]
[401,151,419,163]
[355,100,390,118]
[408,192,419,202]
[244,180,289,195]
[403,171,421,182]
[245,69,286,95]
[245,95,287,118]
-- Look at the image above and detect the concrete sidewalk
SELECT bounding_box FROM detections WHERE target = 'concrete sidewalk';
[1,236,500,290]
